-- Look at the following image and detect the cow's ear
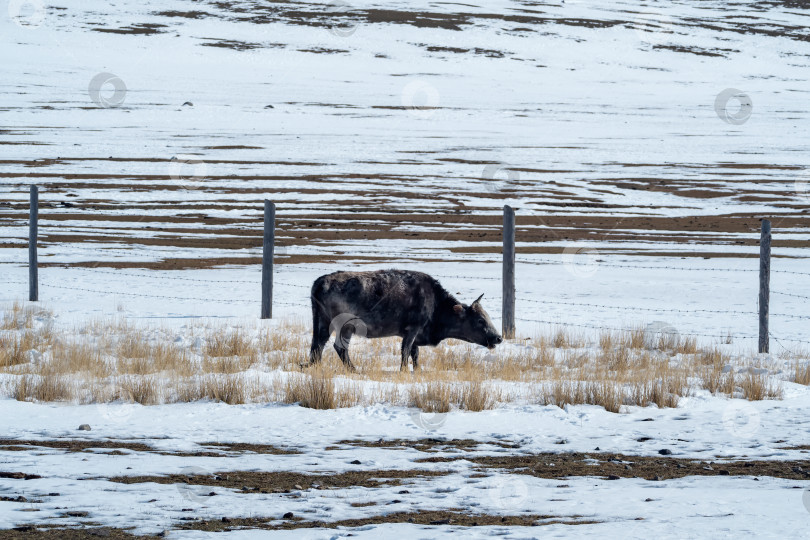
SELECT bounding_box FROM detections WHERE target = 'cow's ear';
[453,304,465,315]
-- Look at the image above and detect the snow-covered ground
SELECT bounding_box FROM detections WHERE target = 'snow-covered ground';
[1,395,810,538]
[2,261,809,537]
[2,0,810,537]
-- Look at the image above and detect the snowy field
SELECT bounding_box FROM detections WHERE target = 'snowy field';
[2,0,810,537]
[1,396,810,538]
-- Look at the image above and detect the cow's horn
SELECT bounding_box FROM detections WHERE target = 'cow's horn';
[473,293,484,304]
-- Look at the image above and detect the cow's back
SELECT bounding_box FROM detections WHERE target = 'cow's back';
[311,270,439,338]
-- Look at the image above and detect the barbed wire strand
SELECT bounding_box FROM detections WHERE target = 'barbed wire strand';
[513,315,757,341]
[769,332,810,351]
[515,257,810,276]
[772,290,810,301]
[518,297,810,320]
[4,279,809,342]
[1,280,300,306]
[3,278,808,320]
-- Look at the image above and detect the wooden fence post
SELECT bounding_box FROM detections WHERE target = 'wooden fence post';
[29,185,38,302]
[502,205,515,339]
[261,200,275,319]
[758,219,771,354]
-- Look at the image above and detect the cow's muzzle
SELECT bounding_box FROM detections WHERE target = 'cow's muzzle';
[487,335,503,349]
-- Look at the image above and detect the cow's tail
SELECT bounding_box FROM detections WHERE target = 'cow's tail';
[309,277,330,364]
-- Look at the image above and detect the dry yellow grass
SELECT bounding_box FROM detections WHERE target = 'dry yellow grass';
[283,368,363,409]
[739,371,783,401]
[119,375,161,405]
[460,380,498,411]
[627,327,646,349]
[410,382,455,413]
[794,362,810,385]
[10,374,72,402]
[2,302,51,330]
[118,333,192,376]
[198,374,250,405]
[205,328,255,358]
[0,334,27,368]
[0,307,799,412]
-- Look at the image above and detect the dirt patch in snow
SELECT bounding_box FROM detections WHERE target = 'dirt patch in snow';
[199,38,263,51]
[108,468,449,492]
[331,437,521,452]
[417,451,810,481]
[0,512,599,537]
[91,23,167,35]
[0,472,42,480]
[0,439,299,456]
[180,511,597,532]
[0,528,156,539]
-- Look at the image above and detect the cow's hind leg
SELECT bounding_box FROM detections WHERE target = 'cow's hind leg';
[308,314,330,366]
[333,324,357,372]
[410,345,419,370]
[401,329,418,372]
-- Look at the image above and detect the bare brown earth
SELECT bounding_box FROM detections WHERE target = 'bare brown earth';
[91,23,168,35]
[0,511,600,538]
[417,452,810,481]
[0,439,299,456]
[179,511,599,532]
[100,452,810,494]
[331,437,521,452]
[109,468,449,491]
[326,438,810,481]
[0,528,158,539]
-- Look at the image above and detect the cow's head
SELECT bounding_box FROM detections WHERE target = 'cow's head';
[452,294,503,349]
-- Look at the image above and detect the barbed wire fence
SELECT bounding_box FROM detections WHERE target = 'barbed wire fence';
[9,192,810,349]
[7,260,809,345]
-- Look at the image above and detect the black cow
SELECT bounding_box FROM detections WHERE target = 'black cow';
[308,269,503,371]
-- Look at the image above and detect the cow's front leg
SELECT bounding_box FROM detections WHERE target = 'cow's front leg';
[401,330,418,372]
[410,345,419,370]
